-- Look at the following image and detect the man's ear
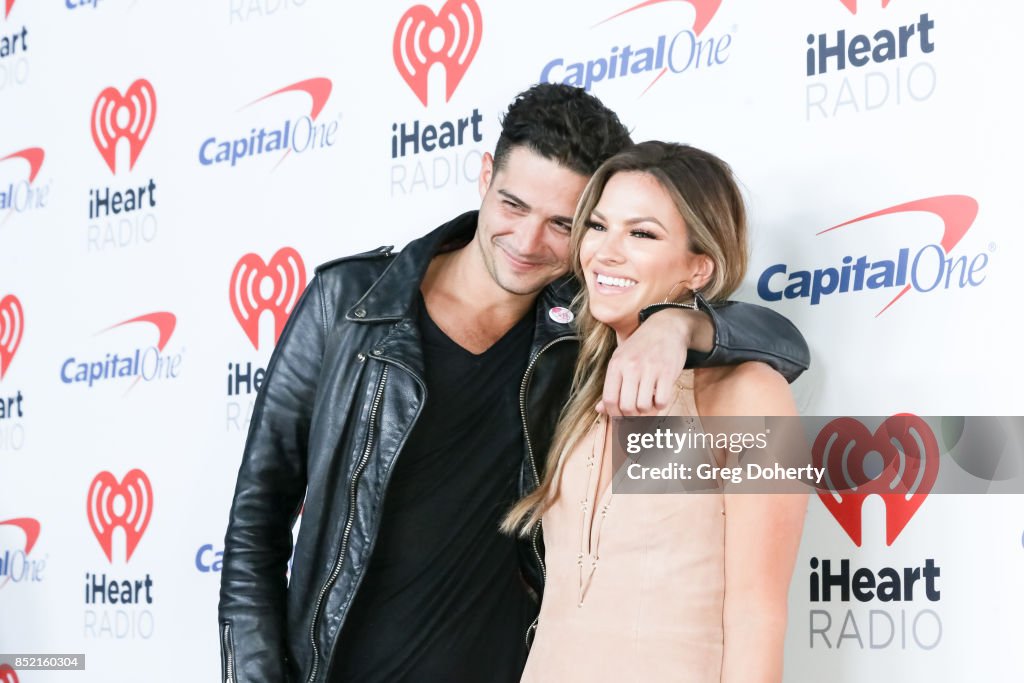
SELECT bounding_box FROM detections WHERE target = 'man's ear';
[478,152,495,199]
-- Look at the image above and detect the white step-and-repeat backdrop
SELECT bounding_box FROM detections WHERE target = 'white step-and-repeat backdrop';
[2,0,1022,681]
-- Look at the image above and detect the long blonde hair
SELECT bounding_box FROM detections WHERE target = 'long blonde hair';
[502,141,749,536]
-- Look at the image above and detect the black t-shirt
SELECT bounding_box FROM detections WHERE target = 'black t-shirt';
[330,293,535,683]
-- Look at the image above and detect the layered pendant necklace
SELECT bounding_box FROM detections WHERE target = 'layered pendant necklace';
[576,414,612,608]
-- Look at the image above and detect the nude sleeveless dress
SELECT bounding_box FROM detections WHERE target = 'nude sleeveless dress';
[520,374,725,683]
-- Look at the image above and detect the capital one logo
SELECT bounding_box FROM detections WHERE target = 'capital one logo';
[757,195,985,316]
[393,0,482,106]
[230,248,306,349]
[0,663,18,683]
[0,147,43,183]
[814,415,938,546]
[91,79,157,174]
[539,0,730,95]
[1,148,47,223]
[198,78,335,169]
[87,469,153,563]
[597,0,722,36]
[0,517,39,590]
[0,294,23,380]
[837,0,893,14]
[60,312,180,391]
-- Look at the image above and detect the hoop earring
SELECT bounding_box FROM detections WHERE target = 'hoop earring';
[662,281,686,303]
[662,281,699,310]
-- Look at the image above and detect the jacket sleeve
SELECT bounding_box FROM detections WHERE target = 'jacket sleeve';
[685,300,810,383]
[218,274,327,683]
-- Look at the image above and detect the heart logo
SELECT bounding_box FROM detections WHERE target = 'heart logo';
[0,664,19,683]
[86,470,153,563]
[0,295,24,380]
[229,248,306,350]
[0,518,40,590]
[3,0,15,20]
[814,414,938,546]
[393,0,483,106]
[91,79,157,174]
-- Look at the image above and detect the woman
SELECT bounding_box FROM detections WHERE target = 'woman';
[504,141,807,683]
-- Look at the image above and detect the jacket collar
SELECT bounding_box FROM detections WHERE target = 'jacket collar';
[345,209,580,349]
[346,211,477,323]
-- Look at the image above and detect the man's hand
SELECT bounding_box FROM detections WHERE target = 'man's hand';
[599,308,714,416]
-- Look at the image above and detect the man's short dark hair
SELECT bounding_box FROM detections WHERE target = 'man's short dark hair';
[493,83,633,177]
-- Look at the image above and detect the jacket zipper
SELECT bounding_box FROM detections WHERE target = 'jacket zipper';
[525,616,539,648]
[306,365,389,683]
[518,335,575,646]
[519,335,576,494]
[222,622,235,683]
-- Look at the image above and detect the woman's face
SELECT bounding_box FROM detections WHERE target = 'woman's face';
[579,171,710,340]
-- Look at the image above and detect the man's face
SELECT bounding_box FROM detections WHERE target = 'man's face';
[474,146,590,296]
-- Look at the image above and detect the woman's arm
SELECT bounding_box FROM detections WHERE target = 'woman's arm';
[698,362,807,683]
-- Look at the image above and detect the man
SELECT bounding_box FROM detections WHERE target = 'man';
[219,84,809,683]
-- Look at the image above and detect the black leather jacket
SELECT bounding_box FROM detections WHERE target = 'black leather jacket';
[218,211,810,683]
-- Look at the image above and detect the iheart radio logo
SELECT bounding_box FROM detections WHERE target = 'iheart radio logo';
[0,147,44,182]
[393,0,482,106]
[814,414,939,546]
[91,79,157,174]
[3,0,15,20]
[0,517,40,590]
[0,294,24,380]
[0,663,18,683]
[837,0,893,14]
[230,248,306,350]
[87,470,153,563]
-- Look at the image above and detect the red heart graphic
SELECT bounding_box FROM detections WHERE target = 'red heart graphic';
[90,79,157,174]
[813,414,938,546]
[229,248,306,350]
[3,0,15,20]
[0,295,24,380]
[393,0,483,106]
[0,663,19,683]
[86,470,153,563]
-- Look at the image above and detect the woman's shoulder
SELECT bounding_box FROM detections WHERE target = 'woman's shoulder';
[694,362,796,417]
